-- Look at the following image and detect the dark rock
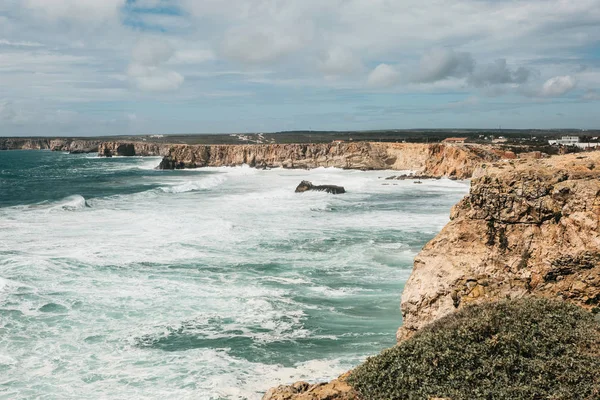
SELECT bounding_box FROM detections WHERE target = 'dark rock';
[116,143,135,156]
[387,173,442,181]
[157,156,185,170]
[295,180,346,194]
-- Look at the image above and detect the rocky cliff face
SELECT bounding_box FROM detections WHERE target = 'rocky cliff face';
[97,141,169,157]
[0,138,51,150]
[49,139,101,153]
[156,142,499,178]
[0,138,101,153]
[398,151,600,339]
[263,151,600,399]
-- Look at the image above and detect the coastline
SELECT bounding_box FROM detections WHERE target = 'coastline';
[1,138,502,179]
[263,150,600,399]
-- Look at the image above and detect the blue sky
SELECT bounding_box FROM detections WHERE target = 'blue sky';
[1,0,599,136]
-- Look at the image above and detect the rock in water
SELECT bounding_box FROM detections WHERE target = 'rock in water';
[295,180,346,194]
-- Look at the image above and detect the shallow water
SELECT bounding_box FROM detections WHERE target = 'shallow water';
[0,150,469,399]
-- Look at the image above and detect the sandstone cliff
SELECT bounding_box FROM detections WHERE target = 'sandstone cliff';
[0,138,101,153]
[97,141,169,157]
[398,151,600,339]
[263,151,600,399]
[155,142,499,178]
[0,138,52,150]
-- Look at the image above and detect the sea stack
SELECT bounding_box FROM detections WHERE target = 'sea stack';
[295,180,346,194]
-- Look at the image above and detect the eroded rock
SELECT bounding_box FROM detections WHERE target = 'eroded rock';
[295,180,346,194]
[398,151,600,340]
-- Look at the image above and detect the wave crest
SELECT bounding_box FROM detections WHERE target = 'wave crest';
[158,175,226,194]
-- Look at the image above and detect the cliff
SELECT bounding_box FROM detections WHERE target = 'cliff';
[263,150,600,399]
[398,151,600,339]
[97,141,169,157]
[0,138,52,150]
[154,142,499,178]
[0,138,101,153]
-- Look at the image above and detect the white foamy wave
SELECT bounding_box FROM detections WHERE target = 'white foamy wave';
[158,175,226,193]
[48,195,88,211]
[136,157,162,170]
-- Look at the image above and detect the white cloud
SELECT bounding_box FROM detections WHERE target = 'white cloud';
[367,64,400,88]
[582,89,600,101]
[0,39,44,47]
[1,0,600,135]
[469,59,531,87]
[169,49,216,65]
[220,24,312,64]
[127,38,184,92]
[23,0,126,23]
[539,75,577,97]
[318,47,364,77]
[0,101,18,122]
[415,48,474,83]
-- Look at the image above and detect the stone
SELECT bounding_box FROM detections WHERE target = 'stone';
[295,180,346,194]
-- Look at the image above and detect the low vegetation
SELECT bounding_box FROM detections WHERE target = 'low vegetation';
[348,298,600,400]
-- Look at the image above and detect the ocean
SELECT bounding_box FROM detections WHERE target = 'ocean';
[0,150,469,399]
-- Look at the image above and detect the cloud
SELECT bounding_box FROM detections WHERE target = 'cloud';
[469,59,531,87]
[0,39,44,47]
[0,101,18,122]
[220,24,312,64]
[318,47,364,77]
[414,48,474,83]
[367,64,400,88]
[127,38,184,92]
[169,49,216,65]
[539,75,577,97]
[582,89,600,101]
[23,0,126,23]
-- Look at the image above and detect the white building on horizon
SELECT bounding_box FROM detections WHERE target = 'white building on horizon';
[548,136,600,149]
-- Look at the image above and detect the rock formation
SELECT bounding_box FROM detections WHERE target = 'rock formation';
[1,138,500,179]
[0,138,101,153]
[262,373,357,400]
[263,150,600,399]
[295,180,346,194]
[155,142,499,178]
[398,151,600,339]
[97,141,169,157]
[0,138,52,150]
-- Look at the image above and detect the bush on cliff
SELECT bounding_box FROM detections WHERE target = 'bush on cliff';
[348,298,600,400]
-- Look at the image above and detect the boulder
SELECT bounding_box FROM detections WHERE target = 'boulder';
[295,180,346,194]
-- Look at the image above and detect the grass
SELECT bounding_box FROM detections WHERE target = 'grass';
[348,298,600,400]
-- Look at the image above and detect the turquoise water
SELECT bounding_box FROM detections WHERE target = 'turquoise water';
[0,150,469,399]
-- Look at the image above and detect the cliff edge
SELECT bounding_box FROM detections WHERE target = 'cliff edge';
[155,142,499,179]
[264,151,600,399]
[398,151,600,339]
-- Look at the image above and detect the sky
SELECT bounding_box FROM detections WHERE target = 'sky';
[1,0,600,136]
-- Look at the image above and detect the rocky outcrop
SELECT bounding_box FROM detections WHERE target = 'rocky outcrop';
[295,180,346,194]
[49,139,101,153]
[97,141,169,157]
[156,142,499,178]
[398,151,600,340]
[0,138,51,150]
[0,138,101,153]
[263,151,600,398]
[262,373,357,400]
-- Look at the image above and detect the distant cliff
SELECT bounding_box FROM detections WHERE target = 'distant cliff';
[0,138,101,153]
[0,138,52,150]
[2,138,507,179]
[150,142,499,178]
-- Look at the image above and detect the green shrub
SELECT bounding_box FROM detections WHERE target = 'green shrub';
[348,298,600,400]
